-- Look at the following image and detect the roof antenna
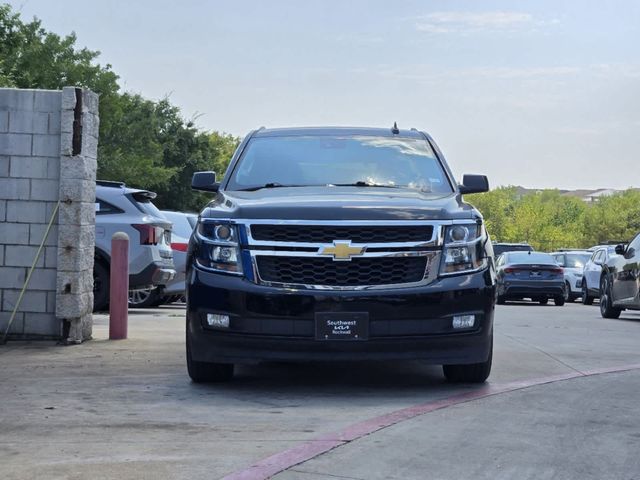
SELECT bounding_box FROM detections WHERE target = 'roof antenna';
[391,122,400,134]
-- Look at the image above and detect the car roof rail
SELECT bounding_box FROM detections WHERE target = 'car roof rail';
[96,180,125,188]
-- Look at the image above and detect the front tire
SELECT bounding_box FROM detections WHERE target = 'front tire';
[554,296,565,306]
[93,261,110,312]
[600,276,621,319]
[564,282,575,302]
[186,330,234,383]
[443,337,492,383]
[582,282,594,305]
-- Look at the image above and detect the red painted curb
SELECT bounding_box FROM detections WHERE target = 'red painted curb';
[221,363,640,480]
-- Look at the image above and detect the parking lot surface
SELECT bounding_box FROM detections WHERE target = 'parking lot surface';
[1,302,639,479]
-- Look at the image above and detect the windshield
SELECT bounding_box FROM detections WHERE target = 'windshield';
[226,135,453,193]
[506,252,556,264]
[565,253,591,268]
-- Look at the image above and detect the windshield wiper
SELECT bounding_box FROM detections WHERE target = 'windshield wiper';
[236,183,315,192]
[330,181,401,188]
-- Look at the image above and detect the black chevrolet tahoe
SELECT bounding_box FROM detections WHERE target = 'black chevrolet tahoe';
[186,126,496,383]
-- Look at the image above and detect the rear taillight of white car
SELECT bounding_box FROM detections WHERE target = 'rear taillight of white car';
[132,224,161,245]
[171,242,188,252]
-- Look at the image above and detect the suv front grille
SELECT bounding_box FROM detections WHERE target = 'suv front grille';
[256,255,428,287]
[251,225,433,244]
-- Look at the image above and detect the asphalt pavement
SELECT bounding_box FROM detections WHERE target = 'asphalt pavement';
[0,301,639,479]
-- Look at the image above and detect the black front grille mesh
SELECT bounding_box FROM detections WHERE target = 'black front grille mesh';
[256,256,428,286]
[251,224,433,244]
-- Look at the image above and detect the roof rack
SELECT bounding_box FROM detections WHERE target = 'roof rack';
[96,180,125,188]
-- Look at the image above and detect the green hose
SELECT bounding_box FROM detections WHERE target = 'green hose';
[1,200,60,344]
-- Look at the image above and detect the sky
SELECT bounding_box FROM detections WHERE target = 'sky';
[6,0,640,190]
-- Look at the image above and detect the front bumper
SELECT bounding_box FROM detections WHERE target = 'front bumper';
[569,276,583,294]
[187,267,495,365]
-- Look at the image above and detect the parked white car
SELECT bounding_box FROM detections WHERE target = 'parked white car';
[128,210,197,308]
[581,245,618,305]
[550,251,592,302]
[161,211,197,300]
[95,181,176,311]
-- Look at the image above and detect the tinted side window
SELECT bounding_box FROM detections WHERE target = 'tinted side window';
[628,234,640,256]
[96,199,123,215]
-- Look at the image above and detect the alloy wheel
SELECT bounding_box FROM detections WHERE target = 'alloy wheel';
[129,289,153,306]
[600,278,609,314]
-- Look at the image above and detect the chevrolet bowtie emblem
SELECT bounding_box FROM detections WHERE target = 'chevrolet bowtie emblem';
[319,240,364,261]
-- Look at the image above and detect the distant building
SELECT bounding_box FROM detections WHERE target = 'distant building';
[560,188,622,203]
[509,186,633,202]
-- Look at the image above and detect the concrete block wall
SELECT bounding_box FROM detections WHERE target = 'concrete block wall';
[0,87,98,341]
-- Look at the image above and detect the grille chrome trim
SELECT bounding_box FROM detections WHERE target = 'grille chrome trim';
[250,251,441,291]
[250,224,435,245]
[196,219,479,290]
[243,219,451,248]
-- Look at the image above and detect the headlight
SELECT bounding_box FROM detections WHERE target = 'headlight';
[439,223,486,275]
[195,221,242,274]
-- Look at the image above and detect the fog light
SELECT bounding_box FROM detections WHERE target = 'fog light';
[452,315,475,329]
[206,313,230,328]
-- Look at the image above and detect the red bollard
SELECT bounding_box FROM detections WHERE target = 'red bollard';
[109,232,129,340]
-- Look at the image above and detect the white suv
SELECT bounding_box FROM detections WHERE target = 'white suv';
[581,245,617,305]
[550,250,592,302]
[93,181,176,311]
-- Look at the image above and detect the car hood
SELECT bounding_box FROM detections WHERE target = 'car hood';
[199,187,480,221]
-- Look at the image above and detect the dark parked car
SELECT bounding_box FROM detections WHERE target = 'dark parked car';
[492,242,533,256]
[599,233,640,319]
[187,126,496,384]
[496,251,565,306]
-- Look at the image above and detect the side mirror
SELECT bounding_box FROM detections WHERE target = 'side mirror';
[191,171,219,192]
[459,174,489,194]
[615,244,625,255]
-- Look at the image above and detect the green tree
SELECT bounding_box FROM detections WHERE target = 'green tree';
[1,3,239,211]
[466,186,518,242]
[0,4,119,95]
[582,190,640,245]
[470,187,640,251]
[97,93,178,192]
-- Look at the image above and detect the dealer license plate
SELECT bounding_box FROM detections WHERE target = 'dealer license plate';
[315,312,369,341]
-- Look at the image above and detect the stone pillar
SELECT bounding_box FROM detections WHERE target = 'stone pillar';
[55,87,99,343]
